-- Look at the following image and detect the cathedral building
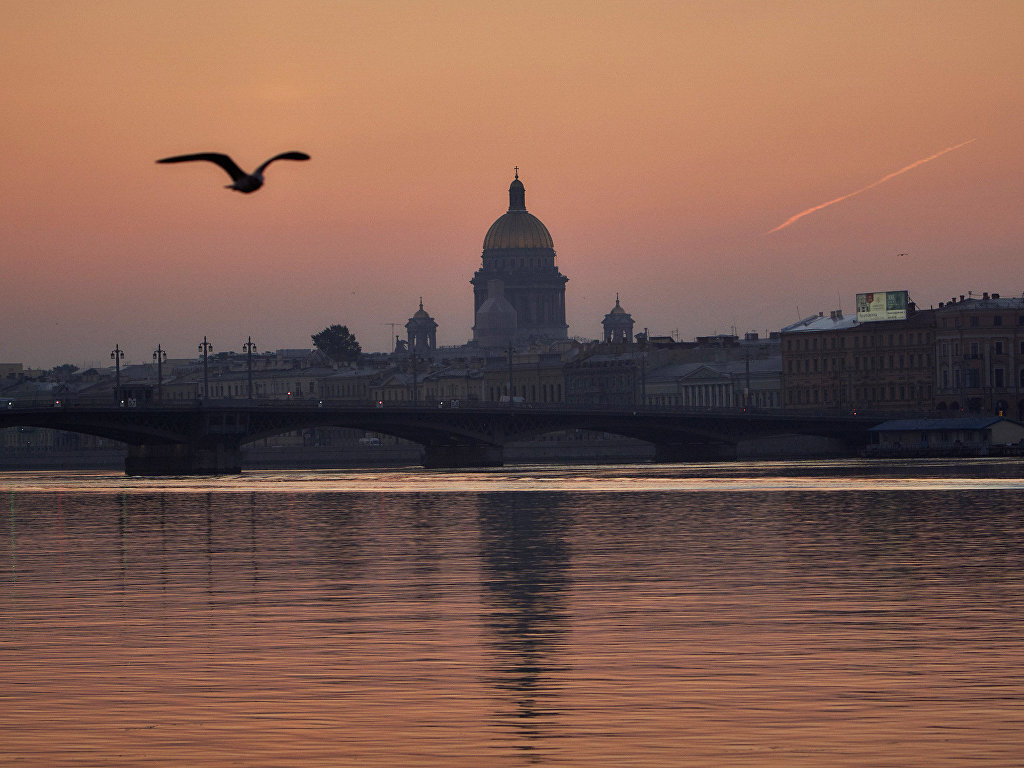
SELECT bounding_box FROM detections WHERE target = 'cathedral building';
[471,171,569,347]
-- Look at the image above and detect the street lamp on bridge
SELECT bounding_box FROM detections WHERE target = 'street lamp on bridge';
[153,345,167,402]
[198,336,213,400]
[110,345,124,404]
[242,336,257,400]
[506,341,516,404]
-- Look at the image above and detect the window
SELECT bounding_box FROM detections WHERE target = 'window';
[994,315,1003,326]
[994,368,1005,388]
[970,316,979,327]
[995,341,1005,355]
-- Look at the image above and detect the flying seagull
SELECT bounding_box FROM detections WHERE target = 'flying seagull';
[156,151,310,193]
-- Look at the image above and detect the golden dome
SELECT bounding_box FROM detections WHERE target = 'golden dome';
[482,174,554,250]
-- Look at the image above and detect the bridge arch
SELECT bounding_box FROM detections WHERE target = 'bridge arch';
[2,403,881,474]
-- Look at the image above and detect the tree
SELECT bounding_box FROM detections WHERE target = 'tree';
[311,325,361,363]
[49,364,79,381]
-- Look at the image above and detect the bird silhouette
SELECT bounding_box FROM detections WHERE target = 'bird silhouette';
[156,151,310,193]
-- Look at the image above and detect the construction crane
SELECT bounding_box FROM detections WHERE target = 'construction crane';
[383,322,403,353]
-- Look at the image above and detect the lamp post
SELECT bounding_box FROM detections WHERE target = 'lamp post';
[242,336,257,400]
[198,336,213,400]
[110,345,124,404]
[506,341,515,404]
[410,346,418,403]
[153,344,166,402]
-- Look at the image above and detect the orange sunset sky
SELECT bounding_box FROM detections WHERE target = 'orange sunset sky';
[2,0,1022,368]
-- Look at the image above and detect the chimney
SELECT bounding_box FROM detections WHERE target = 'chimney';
[983,292,990,300]
[993,293,1000,299]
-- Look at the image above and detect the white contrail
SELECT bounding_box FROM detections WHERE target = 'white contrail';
[766,139,977,234]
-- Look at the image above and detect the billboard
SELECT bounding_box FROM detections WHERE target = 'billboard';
[856,290,908,323]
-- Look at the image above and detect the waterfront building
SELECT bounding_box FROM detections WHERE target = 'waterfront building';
[480,347,569,404]
[565,348,643,407]
[419,366,486,403]
[644,358,782,410]
[318,367,378,402]
[471,171,569,346]
[781,306,936,413]
[866,416,1024,457]
[934,293,1024,419]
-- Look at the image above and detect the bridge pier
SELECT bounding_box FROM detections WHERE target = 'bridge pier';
[422,443,504,469]
[653,441,737,463]
[125,443,242,476]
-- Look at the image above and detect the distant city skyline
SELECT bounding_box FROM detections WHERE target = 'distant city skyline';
[2,1,1022,369]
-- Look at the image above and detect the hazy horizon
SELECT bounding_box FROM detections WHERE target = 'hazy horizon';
[3,1,1022,369]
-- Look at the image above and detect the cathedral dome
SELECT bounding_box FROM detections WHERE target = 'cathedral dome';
[482,173,554,250]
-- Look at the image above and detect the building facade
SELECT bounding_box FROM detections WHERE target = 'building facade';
[781,307,936,414]
[934,293,1024,419]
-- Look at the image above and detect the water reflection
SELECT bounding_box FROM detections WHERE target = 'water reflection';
[477,492,572,758]
[3,465,1024,766]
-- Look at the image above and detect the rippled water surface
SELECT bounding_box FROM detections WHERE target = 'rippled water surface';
[3,460,1023,766]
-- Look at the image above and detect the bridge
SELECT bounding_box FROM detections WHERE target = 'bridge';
[1,400,885,475]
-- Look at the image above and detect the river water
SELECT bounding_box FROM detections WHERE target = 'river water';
[2,460,1023,767]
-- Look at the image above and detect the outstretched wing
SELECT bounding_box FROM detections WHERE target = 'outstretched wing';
[254,151,311,176]
[156,153,248,182]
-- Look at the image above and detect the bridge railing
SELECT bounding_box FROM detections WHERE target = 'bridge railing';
[3,395,938,421]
